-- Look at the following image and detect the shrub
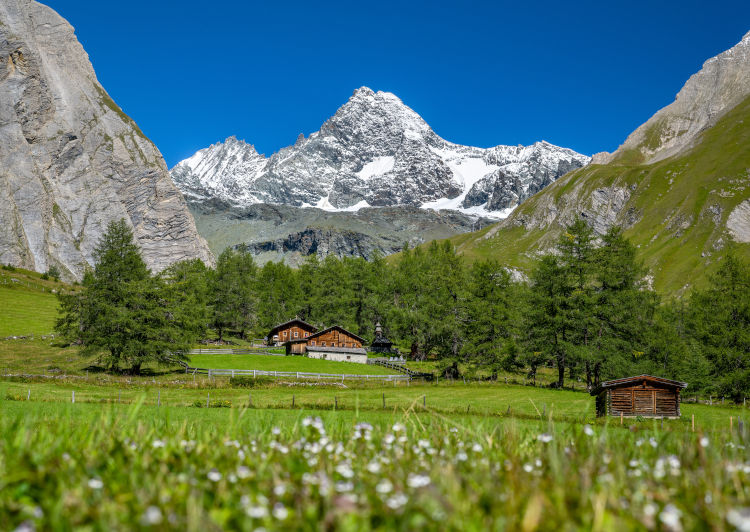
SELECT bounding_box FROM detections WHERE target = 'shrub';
[229,376,274,388]
[192,399,232,408]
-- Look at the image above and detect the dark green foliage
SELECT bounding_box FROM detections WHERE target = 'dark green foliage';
[46,265,61,281]
[55,220,200,373]
[211,245,258,340]
[52,216,750,398]
[685,252,750,401]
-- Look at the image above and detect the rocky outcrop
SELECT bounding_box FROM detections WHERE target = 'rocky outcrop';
[171,88,589,216]
[0,0,213,279]
[727,200,750,243]
[610,30,750,164]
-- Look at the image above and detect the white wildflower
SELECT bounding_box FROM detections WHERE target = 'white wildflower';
[407,474,430,488]
[583,425,595,436]
[273,484,286,496]
[271,426,281,435]
[376,479,393,494]
[392,423,405,432]
[237,466,251,479]
[272,503,288,520]
[207,469,222,482]
[726,508,750,532]
[523,463,534,473]
[456,451,468,462]
[335,481,354,492]
[366,461,382,474]
[141,506,163,526]
[649,437,658,448]
[152,439,166,449]
[537,433,553,443]
[659,504,682,531]
[700,436,709,448]
[246,505,268,519]
[87,478,103,490]
[386,492,408,510]
[335,463,354,479]
[471,443,483,452]
[643,503,657,517]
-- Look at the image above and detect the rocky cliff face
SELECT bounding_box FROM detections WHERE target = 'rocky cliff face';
[0,0,213,279]
[171,88,589,216]
[605,30,750,164]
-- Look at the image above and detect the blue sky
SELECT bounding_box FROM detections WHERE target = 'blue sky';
[45,0,750,167]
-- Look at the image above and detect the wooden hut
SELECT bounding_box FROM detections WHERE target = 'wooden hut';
[590,375,687,418]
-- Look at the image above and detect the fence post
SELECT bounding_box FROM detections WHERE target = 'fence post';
[692,414,695,432]
[72,390,75,403]
[27,389,30,401]
[382,393,385,409]
[335,396,337,410]
[207,392,210,408]
[423,395,426,408]
[249,393,252,408]
[292,395,295,408]
[158,390,161,407]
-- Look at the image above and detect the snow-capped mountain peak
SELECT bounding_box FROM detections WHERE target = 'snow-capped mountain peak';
[171,87,590,217]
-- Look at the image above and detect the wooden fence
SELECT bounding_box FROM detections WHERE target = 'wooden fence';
[170,356,411,382]
[187,348,284,356]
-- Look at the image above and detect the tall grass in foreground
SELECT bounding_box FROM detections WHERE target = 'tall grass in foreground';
[0,402,749,530]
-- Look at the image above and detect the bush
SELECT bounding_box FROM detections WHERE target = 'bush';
[2,263,16,271]
[46,265,61,281]
[191,399,232,408]
[229,376,274,388]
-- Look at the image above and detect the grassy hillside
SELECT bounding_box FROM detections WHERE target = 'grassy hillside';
[0,267,65,337]
[444,94,750,295]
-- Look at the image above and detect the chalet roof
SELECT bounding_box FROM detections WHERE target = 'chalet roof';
[268,318,318,336]
[590,375,688,396]
[306,345,368,355]
[307,325,366,344]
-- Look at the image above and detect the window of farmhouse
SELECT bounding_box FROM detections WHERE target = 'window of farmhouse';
[294,331,299,338]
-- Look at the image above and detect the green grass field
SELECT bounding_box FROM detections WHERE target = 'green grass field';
[1,337,749,529]
[0,268,62,337]
[189,354,398,375]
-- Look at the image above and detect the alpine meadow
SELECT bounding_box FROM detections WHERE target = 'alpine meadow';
[1,1,750,531]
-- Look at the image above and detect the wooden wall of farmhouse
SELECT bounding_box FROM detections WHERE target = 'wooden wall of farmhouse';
[308,330,362,348]
[275,325,314,343]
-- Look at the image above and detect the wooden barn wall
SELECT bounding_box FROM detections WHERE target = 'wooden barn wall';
[605,384,680,417]
[308,330,362,348]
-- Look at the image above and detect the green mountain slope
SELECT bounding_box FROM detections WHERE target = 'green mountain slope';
[449,94,750,295]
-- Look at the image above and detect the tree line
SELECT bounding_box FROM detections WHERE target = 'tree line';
[56,219,749,401]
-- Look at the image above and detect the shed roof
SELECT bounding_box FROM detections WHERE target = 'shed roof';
[307,325,366,344]
[590,375,688,396]
[306,345,368,355]
[268,318,318,336]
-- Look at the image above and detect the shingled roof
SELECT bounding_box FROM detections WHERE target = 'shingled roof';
[590,375,688,396]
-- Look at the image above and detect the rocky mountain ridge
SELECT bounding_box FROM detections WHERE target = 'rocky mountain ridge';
[0,0,213,279]
[171,88,590,217]
[601,30,750,165]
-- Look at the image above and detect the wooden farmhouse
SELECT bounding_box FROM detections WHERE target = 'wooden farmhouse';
[268,320,369,364]
[266,318,318,347]
[590,375,687,418]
